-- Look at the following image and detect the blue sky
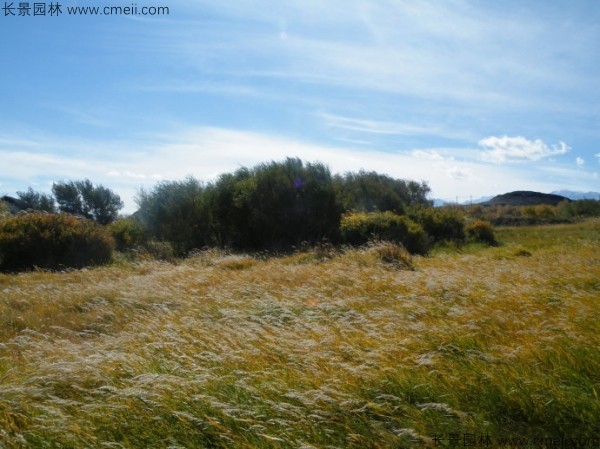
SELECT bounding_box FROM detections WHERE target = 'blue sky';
[1,0,599,211]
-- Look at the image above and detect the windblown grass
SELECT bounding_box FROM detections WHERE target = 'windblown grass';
[1,220,598,448]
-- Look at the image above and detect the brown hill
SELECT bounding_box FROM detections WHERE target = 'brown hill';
[485,191,570,207]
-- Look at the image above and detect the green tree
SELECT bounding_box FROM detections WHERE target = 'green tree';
[333,171,431,214]
[208,158,340,250]
[52,179,123,225]
[16,188,56,212]
[135,177,207,255]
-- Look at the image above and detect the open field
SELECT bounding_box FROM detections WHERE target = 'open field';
[1,220,599,448]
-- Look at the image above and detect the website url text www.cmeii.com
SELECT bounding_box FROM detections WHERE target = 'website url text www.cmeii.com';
[2,2,170,17]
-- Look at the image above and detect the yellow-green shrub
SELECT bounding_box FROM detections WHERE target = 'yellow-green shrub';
[340,211,428,254]
[0,213,114,271]
[109,217,147,251]
[465,219,497,245]
[410,207,466,243]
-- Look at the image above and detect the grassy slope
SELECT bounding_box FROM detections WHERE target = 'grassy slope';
[0,220,598,448]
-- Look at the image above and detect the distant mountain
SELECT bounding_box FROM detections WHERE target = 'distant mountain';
[433,190,596,208]
[551,190,600,201]
[432,195,494,207]
[469,195,495,205]
[485,191,569,207]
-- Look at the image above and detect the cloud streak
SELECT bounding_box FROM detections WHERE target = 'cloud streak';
[479,136,570,164]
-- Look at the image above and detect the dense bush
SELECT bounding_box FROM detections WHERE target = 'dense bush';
[410,207,466,243]
[0,213,114,271]
[109,217,147,251]
[135,177,209,255]
[557,199,600,218]
[457,201,600,225]
[137,159,341,252]
[465,220,497,246]
[333,170,431,214]
[340,211,428,254]
[207,158,340,250]
[140,240,176,262]
[523,204,556,220]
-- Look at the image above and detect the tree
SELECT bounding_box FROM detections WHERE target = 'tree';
[135,177,208,255]
[16,188,56,212]
[52,179,124,225]
[333,171,431,214]
[205,158,340,250]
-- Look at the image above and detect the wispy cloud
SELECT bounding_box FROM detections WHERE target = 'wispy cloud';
[479,136,570,164]
[321,114,434,136]
[162,0,599,114]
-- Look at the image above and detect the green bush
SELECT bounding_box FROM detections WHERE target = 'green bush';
[333,170,431,214]
[135,177,209,255]
[0,213,114,272]
[465,220,497,246]
[557,199,600,218]
[340,211,428,254]
[142,240,176,262]
[109,218,147,251]
[205,158,340,250]
[410,207,466,244]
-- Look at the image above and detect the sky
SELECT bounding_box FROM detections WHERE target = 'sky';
[1,0,599,212]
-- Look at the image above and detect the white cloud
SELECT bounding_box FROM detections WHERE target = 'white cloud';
[411,149,448,161]
[447,166,471,181]
[479,136,570,163]
[576,157,585,166]
[595,153,600,162]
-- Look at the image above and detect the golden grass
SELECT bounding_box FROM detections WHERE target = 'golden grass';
[0,220,598,448]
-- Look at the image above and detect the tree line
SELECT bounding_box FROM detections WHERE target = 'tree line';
[135,158,432,254]
[1,158,432,255]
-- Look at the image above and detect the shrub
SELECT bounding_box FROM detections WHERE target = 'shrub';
[340,211,428,254]
[135,177,208,255]
[465,220,497,246]
[333,170,431,214]
[0,213,114,271]
[142,240,176,262]
[411,207,465,243]
[368,241,414,270]
[557,199,600,218]
[523,204,556,220]
[109,218,147,251]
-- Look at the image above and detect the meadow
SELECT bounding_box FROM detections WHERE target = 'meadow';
[0,220,598,448]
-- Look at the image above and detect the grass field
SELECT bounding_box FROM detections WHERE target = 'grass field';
[1,220,599,448]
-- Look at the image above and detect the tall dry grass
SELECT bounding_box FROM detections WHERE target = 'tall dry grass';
[0,220,598,448]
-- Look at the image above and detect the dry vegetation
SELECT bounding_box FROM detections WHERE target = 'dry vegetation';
[0,220,599,448]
